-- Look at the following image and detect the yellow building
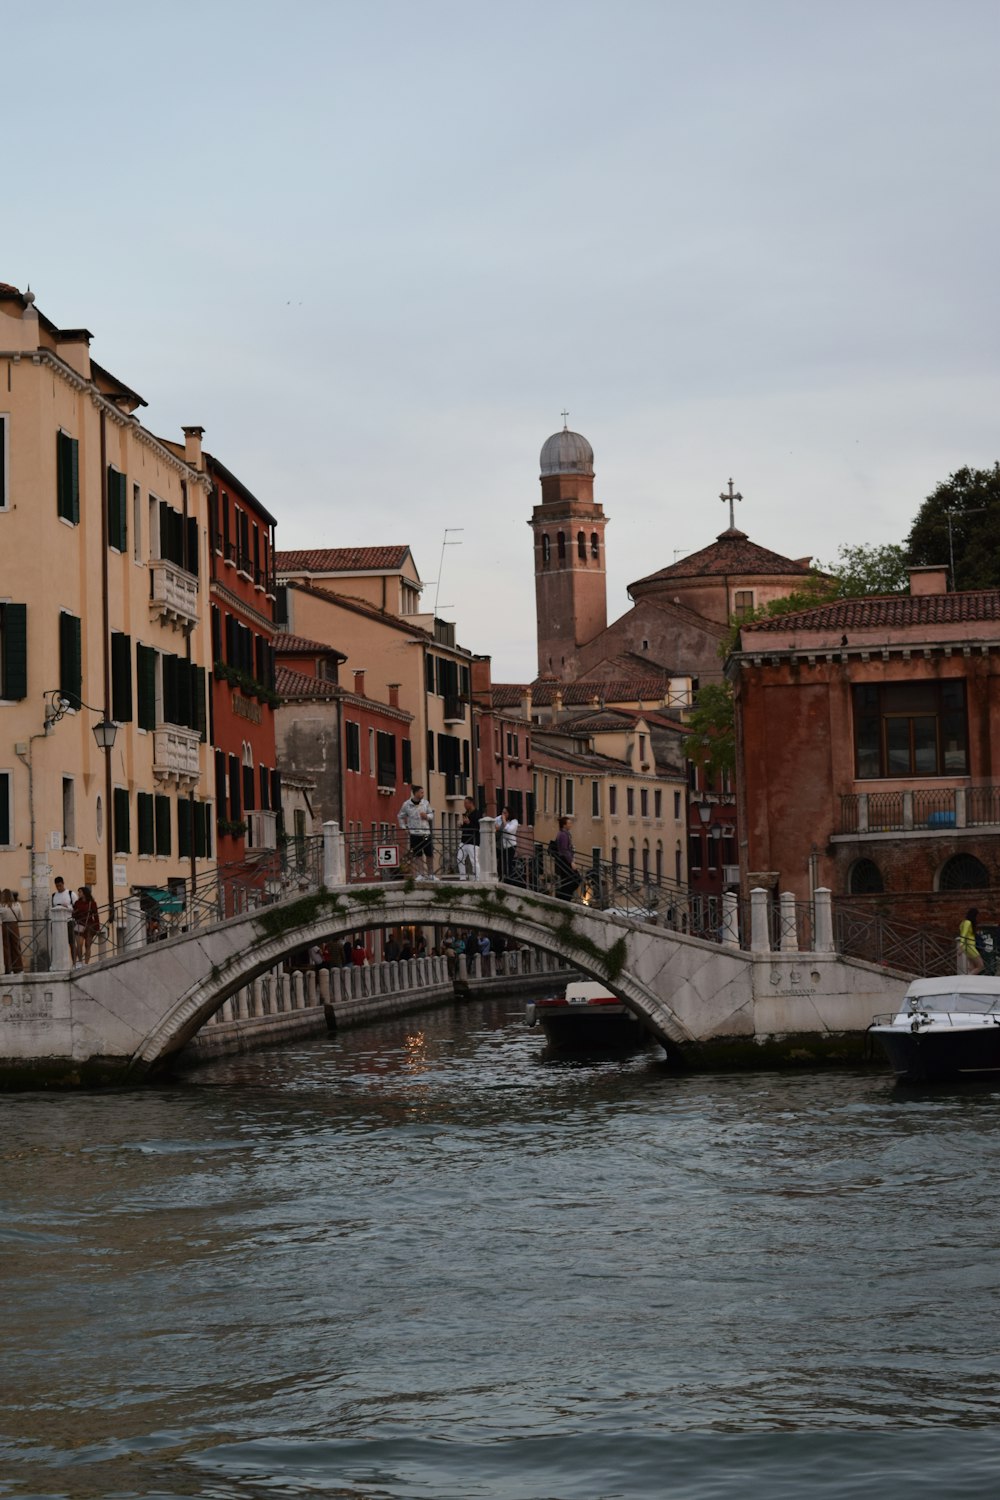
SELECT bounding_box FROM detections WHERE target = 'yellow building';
[275,557,477,853]
[0,283,215,939]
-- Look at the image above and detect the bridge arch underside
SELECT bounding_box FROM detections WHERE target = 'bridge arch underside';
[130,884,717,1074]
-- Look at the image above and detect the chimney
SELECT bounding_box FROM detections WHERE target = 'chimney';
[553,689,564,716]
[388,682,400,709]
[353,669,366,696]
[909,565,949,596]
[520,687,533,721]
[182,425,205,470]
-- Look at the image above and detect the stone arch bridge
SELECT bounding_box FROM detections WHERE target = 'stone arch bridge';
[2,872,907,1084]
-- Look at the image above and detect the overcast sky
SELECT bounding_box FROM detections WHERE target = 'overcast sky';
[7,0,1000,680]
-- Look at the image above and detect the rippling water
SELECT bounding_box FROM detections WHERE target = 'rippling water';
[3,994,1000,1499]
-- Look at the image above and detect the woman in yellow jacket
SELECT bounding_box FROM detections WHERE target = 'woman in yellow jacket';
[959,908,984,974]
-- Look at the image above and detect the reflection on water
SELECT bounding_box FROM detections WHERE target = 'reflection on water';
[4,994,1000,1499]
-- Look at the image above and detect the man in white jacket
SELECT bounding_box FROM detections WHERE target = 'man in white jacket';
[397,784,436,879]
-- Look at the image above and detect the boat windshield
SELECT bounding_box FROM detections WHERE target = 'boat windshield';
[911,992,1000,1016]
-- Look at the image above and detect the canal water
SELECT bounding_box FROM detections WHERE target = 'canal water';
[4,994,1000,1500]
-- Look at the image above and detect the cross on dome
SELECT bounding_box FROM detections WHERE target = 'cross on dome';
[720,478,743,530]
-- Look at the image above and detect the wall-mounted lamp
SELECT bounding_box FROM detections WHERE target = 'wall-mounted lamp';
[44,690,118,753]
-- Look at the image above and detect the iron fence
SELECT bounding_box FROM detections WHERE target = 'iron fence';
[833,901,955,977]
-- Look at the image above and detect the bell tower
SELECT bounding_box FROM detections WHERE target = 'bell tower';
[529,419,608,679]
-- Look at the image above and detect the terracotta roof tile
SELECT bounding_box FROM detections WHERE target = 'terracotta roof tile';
[276,665,340,701]
[741,589,1000,636]
[630,528,814,591]
[274,633,347,658]
[491,676,673,709]
[277,546,413,573]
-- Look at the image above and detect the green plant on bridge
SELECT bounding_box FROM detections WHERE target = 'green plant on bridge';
[254,889,346,945]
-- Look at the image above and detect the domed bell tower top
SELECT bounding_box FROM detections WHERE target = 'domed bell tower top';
[529,418,608,679]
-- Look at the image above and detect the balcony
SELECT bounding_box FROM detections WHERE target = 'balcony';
[149,559,199,633]
[443,694,465,724]
[444,772,468,800]
[247,809,278,850]
[153,726,201,787]
[837,787,1000,838]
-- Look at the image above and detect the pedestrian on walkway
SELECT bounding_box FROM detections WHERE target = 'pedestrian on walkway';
[458,796,481,881]
[397,784,436,880]
[959,908,984,974]
[554,817,579,902]
[495,806,519,882]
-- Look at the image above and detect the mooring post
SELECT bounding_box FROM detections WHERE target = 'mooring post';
[322,820,346,887]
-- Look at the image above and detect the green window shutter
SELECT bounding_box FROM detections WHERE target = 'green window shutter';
[57,432,80,523]
[1,602,27,700]
[59,611,82,710]
[113,787,130,854]
[194,801,207,859]
[137,792,154,855]
[186,516,199,578]
[111,633,133,722]
[177,796,192,858]
[162,654,179,726]
[108,467,127,551]
[136,644,157,730]
[215,750,228,820]
[154,794,171,856]
[0,771,9,845]
[193,665,207,741]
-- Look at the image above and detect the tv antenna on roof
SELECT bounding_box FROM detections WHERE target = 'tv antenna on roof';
[433,528,464,616]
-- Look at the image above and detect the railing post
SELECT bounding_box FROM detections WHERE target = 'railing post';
[902,792,913,832]
[477,818,498,884]
[323,820,346,887]
[813,887,834,952]
[48,910,72,971]
[779,891,799,952]
[721,891,740,948]
[956,787,967,829]
[750,888,771,954]
[858,793,869,834]
[125,896,145,953]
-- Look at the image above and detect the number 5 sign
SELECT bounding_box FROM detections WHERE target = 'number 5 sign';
[376,845,400,868]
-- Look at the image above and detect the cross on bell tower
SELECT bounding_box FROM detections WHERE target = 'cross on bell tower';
[720,478,742,530]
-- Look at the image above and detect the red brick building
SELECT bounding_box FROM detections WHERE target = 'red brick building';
[730,568,1000,929]
[206,454,280,861]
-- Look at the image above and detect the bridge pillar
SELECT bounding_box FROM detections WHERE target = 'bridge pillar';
[124,896,145,953]
[323,821,346,887]
[721,892,740,948]
[48,911,72,971]
[779,892,799,952]
[750,888,771,954]
[814,887,835,952]
[477,818,498,884]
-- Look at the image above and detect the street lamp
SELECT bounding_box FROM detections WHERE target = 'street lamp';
[697,798,712,826]
[44,691,118,753]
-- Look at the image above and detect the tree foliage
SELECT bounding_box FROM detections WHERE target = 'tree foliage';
[905,464,1000,591]
[818,542,910,597]
[685,681,735,775]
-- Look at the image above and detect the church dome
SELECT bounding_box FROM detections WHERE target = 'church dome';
[540,427,594,477]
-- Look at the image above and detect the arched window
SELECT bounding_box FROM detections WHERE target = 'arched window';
[628,839,636,880]
[591,532,599,559]
[656,840,663,882]
[541,534,550,567]
[611,841,618,879]
[849,858,884,895]
[577,530,586,560]
[642,840,650,880]
[675,840,682,884]
[557,531,566,562]
[939,854,990,891]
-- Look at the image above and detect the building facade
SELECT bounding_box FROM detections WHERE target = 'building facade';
[730,568,1000,927]
[0,283,215,933]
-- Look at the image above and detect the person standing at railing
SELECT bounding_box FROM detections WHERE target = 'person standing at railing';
[959,908,985,975]
[72,886,101,967]
[495,806,519,882]
[0,889,18,974]
[458,796,481,881]
[51,876,77,961]
[397,783,436,880]
[554,816,580,902]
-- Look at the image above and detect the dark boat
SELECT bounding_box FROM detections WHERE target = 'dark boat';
[869,976,1000,1082]
[526,980,650,1051]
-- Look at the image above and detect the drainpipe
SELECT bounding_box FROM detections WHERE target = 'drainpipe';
[181,478,197,899]
[100,410,115,913]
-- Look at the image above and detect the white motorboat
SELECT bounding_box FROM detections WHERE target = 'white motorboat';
[869,975,1000,1082]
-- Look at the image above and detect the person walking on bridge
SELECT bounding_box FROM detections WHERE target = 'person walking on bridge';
[398,784,436,880]
[458,796,481,881]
